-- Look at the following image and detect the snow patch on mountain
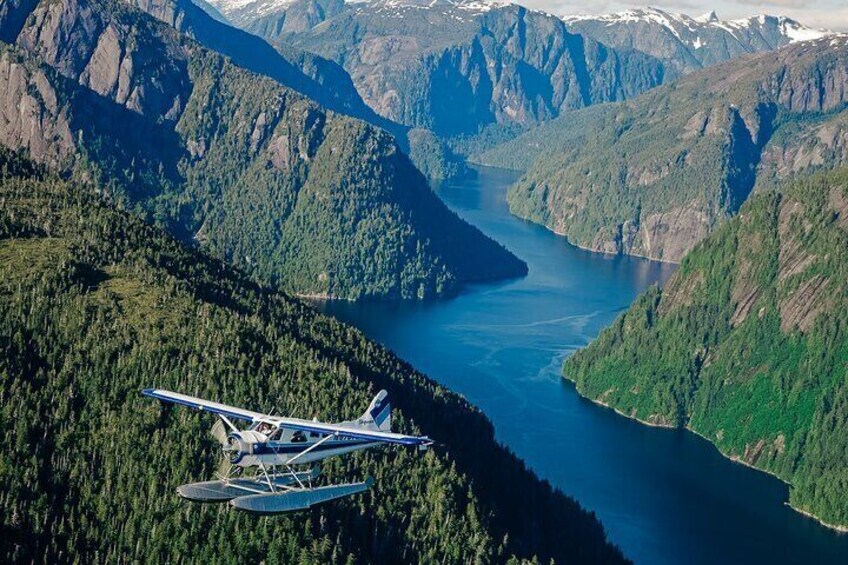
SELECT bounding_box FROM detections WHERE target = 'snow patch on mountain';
[208,0,510,18]
[562,7,830,46]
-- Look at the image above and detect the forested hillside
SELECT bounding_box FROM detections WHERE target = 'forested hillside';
[563,169,848,530]
[0,0,525,299]
[0,150,624,563]
[503,37,848,262]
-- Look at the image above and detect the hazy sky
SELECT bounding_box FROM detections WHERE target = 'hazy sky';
[519,1,848,32]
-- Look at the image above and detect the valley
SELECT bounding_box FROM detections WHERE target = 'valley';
[318,167,848,564]
[2,0,848,562]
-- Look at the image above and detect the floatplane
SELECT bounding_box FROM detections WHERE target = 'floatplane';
[142,388,432,514]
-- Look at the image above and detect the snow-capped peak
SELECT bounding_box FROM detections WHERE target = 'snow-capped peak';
[358,0,509,12]
[562,7,831,46]
[205,0,297,19]
[695,10,718,24]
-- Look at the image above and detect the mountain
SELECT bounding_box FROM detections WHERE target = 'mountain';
[132,0,388,127]
[502,36,848,263]
[210,0,345,33]
[0,0,526,299]
[562,168,848,531]
[210,0,667,141]
[563,7,830,76]
[128,0,467,178]
[0,149,626,562]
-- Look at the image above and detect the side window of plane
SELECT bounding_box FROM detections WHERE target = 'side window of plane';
[292,431,307,443]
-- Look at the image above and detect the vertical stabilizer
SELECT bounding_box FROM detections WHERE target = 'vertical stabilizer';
[361,390,391,431]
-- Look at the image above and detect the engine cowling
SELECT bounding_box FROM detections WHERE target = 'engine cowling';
[226,430,268,464]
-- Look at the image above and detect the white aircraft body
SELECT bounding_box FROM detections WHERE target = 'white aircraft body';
[142,388,431,514]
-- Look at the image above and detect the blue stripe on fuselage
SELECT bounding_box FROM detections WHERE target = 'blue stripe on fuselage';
[253,439,375,455]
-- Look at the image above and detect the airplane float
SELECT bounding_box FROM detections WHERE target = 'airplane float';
[142,388,432,514]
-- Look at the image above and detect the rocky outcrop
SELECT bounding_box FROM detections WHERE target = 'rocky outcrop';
[12,0,192,119]
[0,50,74,166]
[506,37,848,262]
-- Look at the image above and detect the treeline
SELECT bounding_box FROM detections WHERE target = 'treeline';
[563,168,848,528]
[0,153,624,563]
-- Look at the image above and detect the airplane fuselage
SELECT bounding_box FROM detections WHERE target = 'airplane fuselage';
[228,430,381,467]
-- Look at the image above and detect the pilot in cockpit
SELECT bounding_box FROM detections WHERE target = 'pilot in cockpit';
[256,422,275,436]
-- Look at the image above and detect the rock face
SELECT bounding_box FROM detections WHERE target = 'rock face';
[562,168,848,530]
[505,36,848,262]
[0,51,74,166]
[0,0,527,299]
[130,0,471,178]
[130,0,393,129]
[209,0,666,138]
[564,7,830,77]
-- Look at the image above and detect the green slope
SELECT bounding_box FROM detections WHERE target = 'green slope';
[563,168,848,530]
[0,0,525,300]
[0,151,625,563]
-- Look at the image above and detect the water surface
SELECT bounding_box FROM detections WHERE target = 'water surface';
[316,167,848,564]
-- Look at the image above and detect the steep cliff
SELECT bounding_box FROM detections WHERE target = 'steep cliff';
[504,37,848,262]
[216,0,667,139]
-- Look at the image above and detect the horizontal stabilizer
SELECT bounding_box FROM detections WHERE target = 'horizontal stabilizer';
[230,478,374,514]
[177,469,320,502]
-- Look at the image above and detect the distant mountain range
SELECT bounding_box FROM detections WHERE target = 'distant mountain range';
[563,7,830,76]
[205,1,831,146]
[0,0,526,299]
[208,0,667,140]
[498,36,848,262]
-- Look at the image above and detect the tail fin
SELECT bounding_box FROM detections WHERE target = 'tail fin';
[360,390,391,432]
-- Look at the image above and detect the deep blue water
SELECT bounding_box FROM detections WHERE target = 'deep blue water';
[315,167,848,564]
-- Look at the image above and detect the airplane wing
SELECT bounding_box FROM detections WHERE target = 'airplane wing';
[142,389,266,422]
[142,388,432,447]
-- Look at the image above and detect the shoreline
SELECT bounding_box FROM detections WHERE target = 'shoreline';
[507,208,681,265]
[789,504,848,533]
[566,376,848,534]
[549,227,681,265]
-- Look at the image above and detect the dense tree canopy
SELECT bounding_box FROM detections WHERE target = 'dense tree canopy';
[0,151,624,563]
[564,168,848,529]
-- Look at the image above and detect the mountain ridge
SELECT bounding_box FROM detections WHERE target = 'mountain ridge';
[0,149,626,563]
[211,0,667,141]
[561,168,848,531]
[563,6,830,76]
[0,0,527,299]
[501,36,848,262]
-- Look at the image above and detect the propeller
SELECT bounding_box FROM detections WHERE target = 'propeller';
[211,416,240,479]
[210,419,229,447]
